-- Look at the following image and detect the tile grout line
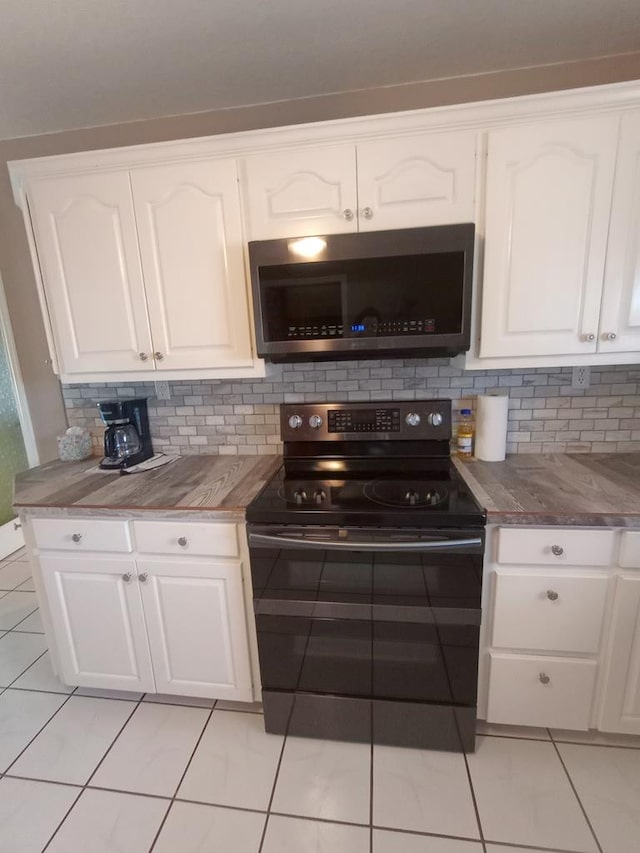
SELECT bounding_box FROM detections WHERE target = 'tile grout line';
[257,727,289,853]
[462,743,487,853]
[40,692,147,851]
[147,701,218,852]
[550,737,604,853]
[369,739,374,853]
[2,690,76,777]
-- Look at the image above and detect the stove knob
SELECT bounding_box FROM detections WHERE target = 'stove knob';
[288,414,303,430]
[405,412,421,427]
[405,489,419,505]
[427,412,444,427]
[309,414,323,430]
[294,489,308,505]
[313,489,327,504]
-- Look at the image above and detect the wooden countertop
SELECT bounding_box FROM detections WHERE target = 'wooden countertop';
[14,455,282,515]
[454,453,640,527]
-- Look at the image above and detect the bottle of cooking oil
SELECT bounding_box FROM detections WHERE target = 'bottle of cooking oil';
[456,408,475,458]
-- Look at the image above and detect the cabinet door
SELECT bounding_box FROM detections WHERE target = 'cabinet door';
[480,116,618,358]
[39,554,155,692]
[27,172,154,375]
[356,131,477,230]
[599,111,640,353]
[242,145,357,239]
[599,575,640,734]
[138,558,252,700]
[131,160,254,370]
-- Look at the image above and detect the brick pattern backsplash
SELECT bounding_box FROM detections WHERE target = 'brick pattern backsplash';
[62,360,640,457]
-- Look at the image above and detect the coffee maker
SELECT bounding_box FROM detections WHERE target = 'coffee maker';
[97,399,153,470]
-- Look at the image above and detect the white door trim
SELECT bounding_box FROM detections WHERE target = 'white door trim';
[0,271,39,468]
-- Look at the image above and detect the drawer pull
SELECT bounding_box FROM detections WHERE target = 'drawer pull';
[122,572,132,583]
[551,544,564,556]
[539,673,551,685]
[546,589,559,601]
[139,573,148,583]
[177,537,188,547]
[71,533,83,543]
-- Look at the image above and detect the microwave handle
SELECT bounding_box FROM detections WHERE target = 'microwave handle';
[249,532,482,553]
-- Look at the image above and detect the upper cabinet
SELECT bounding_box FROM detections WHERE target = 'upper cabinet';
[479,115,619,359]
[242,131,478,240]
[598,111,640,354]
[24,158,260,381]
[27,171,155,376]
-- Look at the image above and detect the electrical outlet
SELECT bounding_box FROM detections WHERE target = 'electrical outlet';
[571,366,591,389]
[154,380,171,400]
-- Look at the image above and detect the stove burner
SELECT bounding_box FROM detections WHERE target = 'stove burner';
[364,481,448,508]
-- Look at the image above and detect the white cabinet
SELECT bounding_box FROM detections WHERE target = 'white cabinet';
[26,159,257,380]
[39,553,155,692]
[131,161,253,371]
[31,517,254,701]
[480,115,619,359]
[598,110,640,354]
[599,531,640,734]
[243,131,477,239]
[26,171,155,376]
[138,558,252,700]
[481,525,612,731]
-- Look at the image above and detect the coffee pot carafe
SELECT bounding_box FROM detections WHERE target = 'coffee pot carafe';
[97,399,153,470]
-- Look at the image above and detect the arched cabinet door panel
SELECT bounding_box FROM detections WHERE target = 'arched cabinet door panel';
[480,116,618,358]
[27,171,154,375]
[356,131,477,230]
[131,160,254,370]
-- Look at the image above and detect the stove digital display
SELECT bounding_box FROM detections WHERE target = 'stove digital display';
[328,408,401,433]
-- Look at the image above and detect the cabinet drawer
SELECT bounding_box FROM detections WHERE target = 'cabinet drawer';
[492,571,608,653]
[618,531,640,568]
[132,521,238,558]
[486,653,597,730]
[497,527,614,567]
[31,518,131,553]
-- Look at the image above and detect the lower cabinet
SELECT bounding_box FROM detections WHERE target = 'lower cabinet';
[32,517,254,701]
[39,554,155,693]
[481,524,640,733]
[599,574,640,734]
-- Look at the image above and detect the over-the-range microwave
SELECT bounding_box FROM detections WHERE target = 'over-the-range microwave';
[248,223,474,362]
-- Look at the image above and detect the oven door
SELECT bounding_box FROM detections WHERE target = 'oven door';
[248,525,484,749]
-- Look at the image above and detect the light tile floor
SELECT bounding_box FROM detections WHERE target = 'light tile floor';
[1,546,639,852]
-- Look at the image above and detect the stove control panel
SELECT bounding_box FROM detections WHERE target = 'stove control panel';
[280,401,451,441]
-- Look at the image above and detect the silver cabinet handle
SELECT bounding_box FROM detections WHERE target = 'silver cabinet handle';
[547,589,559,601]
[342,209,354,221]
[122,572,132,583]
[139,573,148,583]
[361,206,373,219]
[139,352,148,361]
[71,533,82,543]
[154,351,164,361]
[606,332,617,341]
[177,536,188,547]
[583,333,595,342]
[539,673,551,685]
[551,544,563,556]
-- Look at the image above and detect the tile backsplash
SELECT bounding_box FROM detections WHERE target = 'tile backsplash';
[62,360,640,457]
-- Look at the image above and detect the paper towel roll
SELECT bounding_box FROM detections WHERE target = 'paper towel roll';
[475,393,509,461]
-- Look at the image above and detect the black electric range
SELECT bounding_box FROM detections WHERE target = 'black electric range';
[246,400,486,753]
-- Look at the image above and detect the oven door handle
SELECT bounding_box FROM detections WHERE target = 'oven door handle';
[248,532,482,552]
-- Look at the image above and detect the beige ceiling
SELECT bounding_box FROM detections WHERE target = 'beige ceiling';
[1,0,640,140]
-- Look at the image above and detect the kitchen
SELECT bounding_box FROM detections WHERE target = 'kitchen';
[1,2,640,852]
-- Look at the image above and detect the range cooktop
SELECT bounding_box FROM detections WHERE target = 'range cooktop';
[245,464,485,528]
